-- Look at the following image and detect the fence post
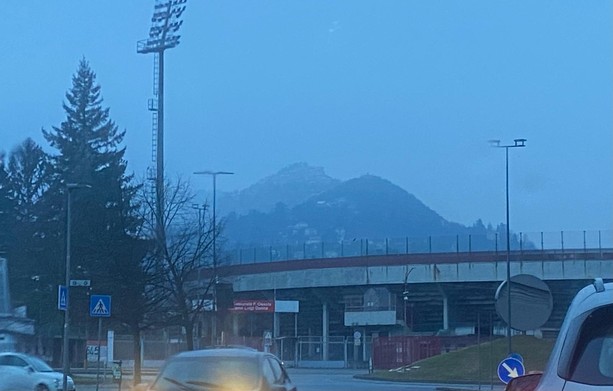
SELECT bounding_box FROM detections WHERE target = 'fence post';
[519,232,523,254]
[469,234,472,254]
[561,231,564,254]
[495,233,498,254]
[344,337,349,368]
[456,235,459,254]
[541,232,544,252]
[599,230,602,256]
[429,236,432,254]
[583,230,586,253]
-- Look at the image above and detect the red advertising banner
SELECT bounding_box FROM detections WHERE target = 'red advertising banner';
[230,300,275,312]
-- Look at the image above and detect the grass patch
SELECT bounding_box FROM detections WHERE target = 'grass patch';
[366,335,554,383]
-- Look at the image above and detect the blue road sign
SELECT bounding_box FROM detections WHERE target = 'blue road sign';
[57,285,67,311]
[498,357,525,384]
[508,353,524,363]
[90,295,111,318]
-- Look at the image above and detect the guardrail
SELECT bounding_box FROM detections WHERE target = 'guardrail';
[224,229,613,264]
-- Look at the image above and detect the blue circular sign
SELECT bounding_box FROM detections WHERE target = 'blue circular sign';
[497,357,525,384]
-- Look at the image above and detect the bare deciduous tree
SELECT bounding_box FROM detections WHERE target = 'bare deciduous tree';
[140,177,218,351]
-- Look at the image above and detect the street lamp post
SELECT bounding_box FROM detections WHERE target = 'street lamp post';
[63,183,91,391]
[490,138,526,355]
[402,267,414,330]
[193,170,233,344]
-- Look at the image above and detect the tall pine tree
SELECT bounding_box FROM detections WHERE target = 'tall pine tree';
[4,138,60,340]
[42,59,143,337]
[0,153,13,255]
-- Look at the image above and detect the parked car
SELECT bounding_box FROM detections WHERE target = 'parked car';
[506,278,613,391]
[0,352,76,391]
[136,347,297,391]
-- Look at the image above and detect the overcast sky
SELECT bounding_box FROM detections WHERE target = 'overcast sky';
[1,1,611,236]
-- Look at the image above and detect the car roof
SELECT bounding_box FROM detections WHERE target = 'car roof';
[172,347,270,359]
[564,279,612,320]
[0,352,28,358]
[537,278,612,388]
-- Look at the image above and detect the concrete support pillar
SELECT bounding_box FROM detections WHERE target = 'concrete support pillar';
[273,313,280,338]
[322,302,329,361]
[442,296,449,331]
[437,284,450,332]
[233,314,239,336]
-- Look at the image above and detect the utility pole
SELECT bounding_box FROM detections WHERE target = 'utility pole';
[194,170,234,344]
[62,183,91,391]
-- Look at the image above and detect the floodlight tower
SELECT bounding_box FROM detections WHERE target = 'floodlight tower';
[138,0,187,237]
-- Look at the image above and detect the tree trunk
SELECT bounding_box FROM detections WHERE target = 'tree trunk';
[185,320,194,351]
[132,328,142,385]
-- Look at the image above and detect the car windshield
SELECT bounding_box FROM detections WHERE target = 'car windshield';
[28,356,54,372]
[151,357,259,391]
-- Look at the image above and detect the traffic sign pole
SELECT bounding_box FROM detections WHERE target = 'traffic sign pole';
[89,294,111,391]
[96,317,102,391]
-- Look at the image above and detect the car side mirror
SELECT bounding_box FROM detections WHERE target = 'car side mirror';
[505,373,542,391]
[26,365,35,374]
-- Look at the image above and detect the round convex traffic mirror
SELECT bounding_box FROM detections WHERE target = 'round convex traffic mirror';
[495,274,553,331]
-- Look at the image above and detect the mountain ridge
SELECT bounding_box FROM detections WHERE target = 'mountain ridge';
[220,164,499,246]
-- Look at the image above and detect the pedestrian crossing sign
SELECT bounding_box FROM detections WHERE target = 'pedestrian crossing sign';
[90,295,111,317]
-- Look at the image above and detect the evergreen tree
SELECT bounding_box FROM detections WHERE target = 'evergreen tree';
[0,152,13,254]
[42,59,143,337]
[4,138,51,300]
[7,138,50,222]
[4,138,60,337]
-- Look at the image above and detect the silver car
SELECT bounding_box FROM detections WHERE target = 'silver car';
[136,347,297,391]
[0,352,76,391]
[507,278,612,391]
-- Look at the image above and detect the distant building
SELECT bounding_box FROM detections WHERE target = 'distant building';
[0,257,35,352]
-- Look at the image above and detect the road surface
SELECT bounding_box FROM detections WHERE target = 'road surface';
[76,368,504,391]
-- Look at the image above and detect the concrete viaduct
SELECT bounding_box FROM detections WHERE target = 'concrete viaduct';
[204,247,612,340]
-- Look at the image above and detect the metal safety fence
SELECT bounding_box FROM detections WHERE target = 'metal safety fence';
[225,229,613,264]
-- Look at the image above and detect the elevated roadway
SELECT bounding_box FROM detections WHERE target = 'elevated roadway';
[195,248,612,351]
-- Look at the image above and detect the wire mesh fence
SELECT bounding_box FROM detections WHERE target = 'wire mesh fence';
[225,229,612,264]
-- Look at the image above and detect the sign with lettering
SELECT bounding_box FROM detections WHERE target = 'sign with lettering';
[230,300,275,312]
[86,340,108,362]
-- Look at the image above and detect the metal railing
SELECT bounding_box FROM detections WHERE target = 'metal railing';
[223,229,612,265]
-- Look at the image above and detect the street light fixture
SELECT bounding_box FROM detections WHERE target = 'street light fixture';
[62,182,91,391]
[490,138,526,355]
[138,0,188,244]
[193,170,234,344]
